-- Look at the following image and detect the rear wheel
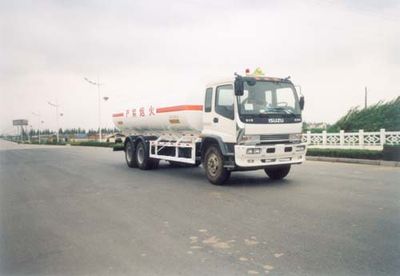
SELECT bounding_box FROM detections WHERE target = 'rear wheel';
[264,165,291,180]
[204,145,230,185]
[136,141,158,170]
[125,140,137,168]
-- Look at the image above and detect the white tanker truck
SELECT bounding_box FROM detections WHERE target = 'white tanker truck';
[113,70,307,185]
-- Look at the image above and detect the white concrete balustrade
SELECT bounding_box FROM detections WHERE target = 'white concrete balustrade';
[302,129,400,150]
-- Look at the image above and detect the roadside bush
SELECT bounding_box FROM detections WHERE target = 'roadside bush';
[70,141,122,148]
[383,144,400,161]
[306,148,383,160]
[43,141,66,145]
[19,141,66,145]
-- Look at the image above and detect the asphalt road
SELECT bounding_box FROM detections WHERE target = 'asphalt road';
[0,140,399,276]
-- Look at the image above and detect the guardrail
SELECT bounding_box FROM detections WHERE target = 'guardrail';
[303,129,400,149]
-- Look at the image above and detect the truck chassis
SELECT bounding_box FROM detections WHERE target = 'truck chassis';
[121,133,306,185]
[149,134,199,164]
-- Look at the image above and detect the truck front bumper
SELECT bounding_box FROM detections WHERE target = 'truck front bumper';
[234,143,307,168]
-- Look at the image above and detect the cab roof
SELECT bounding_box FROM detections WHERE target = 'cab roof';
[206,75,291,88]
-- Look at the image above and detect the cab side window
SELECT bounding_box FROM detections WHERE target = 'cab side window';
[204,88,213,112]
[215,85,234,120]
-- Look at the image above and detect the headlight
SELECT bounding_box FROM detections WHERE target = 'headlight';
[296,145,306,152]
[289,133,302,142]
[246,148,261,154]
[241,135,260,144]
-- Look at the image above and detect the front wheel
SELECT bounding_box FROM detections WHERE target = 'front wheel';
[204,145,230,185]
[264,165,291,180]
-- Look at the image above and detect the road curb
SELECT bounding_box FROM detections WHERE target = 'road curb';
[306,156,400,167]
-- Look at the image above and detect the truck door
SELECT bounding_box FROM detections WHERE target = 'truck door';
[203,84,237,143]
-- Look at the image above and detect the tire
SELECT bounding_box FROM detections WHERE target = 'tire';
[203,145,230,185]
[136,141,157,170]
[151,159,160,169]
[125,140,138,168]
[264,165,291,180]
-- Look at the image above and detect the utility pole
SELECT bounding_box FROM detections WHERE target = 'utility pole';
[364,87,368,109]
[97,75,101,141]
[84,76,103,141]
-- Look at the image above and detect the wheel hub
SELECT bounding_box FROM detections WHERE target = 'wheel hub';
[207,153,219,176]
[126,144,132,162]
[137,146,144,164]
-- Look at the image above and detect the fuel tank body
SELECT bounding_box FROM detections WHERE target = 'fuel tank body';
[112,104,204,135]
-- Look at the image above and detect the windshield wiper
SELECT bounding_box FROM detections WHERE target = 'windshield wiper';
[256,113,270,117]
[265,107,297,116]
[242,108,297,117]
[283,109,296,116]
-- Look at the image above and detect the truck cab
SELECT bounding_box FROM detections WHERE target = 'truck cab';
[200,72,306,184]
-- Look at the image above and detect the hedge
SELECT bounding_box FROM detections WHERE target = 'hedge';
[306,148,383,160]
[19,141,66,145]
[383,144,400,161]
[70,141,122,148]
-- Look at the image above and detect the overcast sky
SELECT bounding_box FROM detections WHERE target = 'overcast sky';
[1,0,399,134]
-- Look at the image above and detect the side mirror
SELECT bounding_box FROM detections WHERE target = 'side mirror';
[234,77,244,96]
[299,96,305,110]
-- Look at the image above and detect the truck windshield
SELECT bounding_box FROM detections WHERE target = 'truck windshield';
[238,81,300,116]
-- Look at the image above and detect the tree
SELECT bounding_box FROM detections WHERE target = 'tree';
[328,97,400,132]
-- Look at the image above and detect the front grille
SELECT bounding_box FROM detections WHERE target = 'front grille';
[260,134,289,141]
[257,134,290,145]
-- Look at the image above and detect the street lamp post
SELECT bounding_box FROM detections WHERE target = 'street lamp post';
[48,101,60,143]
[84,76,103,141]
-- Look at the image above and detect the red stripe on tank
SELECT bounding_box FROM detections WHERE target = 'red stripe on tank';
[156,105,203,113]
[112,113,124,117]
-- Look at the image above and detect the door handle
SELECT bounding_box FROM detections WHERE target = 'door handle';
[213,117,219,123]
